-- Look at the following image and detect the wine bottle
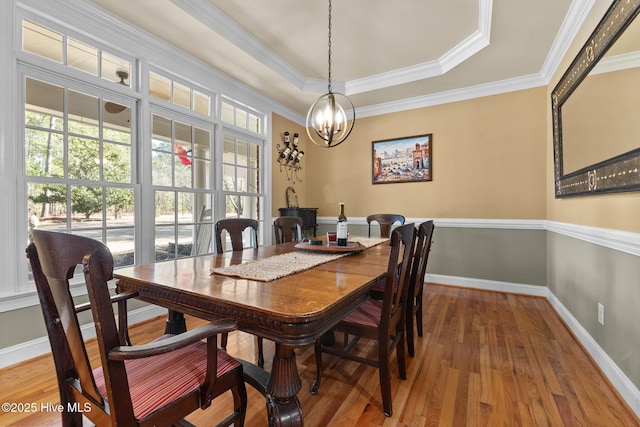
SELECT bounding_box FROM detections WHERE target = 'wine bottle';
[337,202,348,246]
[283,131,290,144]
[277,145,291,163]
[288,148,299,164]
[292,132,299,147]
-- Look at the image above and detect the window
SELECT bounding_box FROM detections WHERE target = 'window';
[221,132,264,250]
[221,100,262,134]
[24,77,136,268]
[152,113,214,260]
[149,71,210,116]
[22,20,131,86]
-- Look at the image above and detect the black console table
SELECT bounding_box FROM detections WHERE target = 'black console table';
[278,207,318,238]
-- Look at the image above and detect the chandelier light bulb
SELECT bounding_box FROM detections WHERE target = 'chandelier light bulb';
[307,92,354,147]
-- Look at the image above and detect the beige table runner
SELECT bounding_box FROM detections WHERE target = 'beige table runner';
[210,237,387,282]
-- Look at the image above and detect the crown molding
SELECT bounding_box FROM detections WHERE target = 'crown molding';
[348,0,493,95]
[355,73,545,118]
[174,0,493,96]
[171,0,309,90]
[539,0,597,83]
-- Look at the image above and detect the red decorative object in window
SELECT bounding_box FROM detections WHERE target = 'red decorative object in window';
[174,144,192,165]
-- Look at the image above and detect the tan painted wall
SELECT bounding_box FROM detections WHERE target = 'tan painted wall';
[297,88,548,220]
[546,0,640,234]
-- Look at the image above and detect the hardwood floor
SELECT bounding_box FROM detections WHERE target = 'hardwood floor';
[1,284,637,426]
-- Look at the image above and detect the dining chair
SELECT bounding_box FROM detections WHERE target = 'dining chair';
[27,229,247,427]
[311,223,416,417]
[214,218,259,254]
[214,218,265,366]
[273,215,303,244]
[405,220,435,357]
[369,220,435,356]
[367,213,406,238]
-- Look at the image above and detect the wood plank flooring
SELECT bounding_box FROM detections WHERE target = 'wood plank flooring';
[1,284,637,426]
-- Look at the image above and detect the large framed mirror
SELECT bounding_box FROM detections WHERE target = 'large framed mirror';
[552,0,640,197]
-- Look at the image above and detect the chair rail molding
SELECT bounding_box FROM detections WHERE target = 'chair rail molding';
[318,217,640,256]
[546,220,640,257]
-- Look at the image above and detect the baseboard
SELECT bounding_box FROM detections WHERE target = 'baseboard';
[428,273,640,418]
[546,291,640,417]
[425,273,549,297]
[0,304,167,369]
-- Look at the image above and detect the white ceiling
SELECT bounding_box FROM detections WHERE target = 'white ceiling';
[87,0,590,117]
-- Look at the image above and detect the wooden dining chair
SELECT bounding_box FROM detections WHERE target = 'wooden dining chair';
[369,220,435,357]
[311,223,416,417]
[406,220,435,357]
[367,213,405,238]
[27,230,247,427]
[273,216,303,244]
[214,218,265,366]
[214,218,259,254]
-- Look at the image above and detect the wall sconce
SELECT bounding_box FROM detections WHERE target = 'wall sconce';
[276,131,304,183]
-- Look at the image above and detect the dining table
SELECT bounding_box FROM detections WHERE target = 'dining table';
[114,237,391,427]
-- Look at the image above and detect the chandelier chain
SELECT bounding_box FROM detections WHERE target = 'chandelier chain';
[327,0,332,93]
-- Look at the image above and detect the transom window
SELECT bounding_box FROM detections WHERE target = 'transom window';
[22,19,131,86]
[221,100,262,134]
[149,71,210,116]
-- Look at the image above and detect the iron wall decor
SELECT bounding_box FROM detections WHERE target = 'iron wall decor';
[372,134,432,184]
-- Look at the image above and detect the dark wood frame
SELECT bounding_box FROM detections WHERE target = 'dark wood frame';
[552,0,640,197]
[372,134,432,185]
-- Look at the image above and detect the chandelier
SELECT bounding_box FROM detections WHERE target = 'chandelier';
[306,0,355,148]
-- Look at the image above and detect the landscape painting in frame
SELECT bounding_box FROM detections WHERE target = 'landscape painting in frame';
[372,134,432,184]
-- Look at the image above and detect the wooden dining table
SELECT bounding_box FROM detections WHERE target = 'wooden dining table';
[114,239,391,427]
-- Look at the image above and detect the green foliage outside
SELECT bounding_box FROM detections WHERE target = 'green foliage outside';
[25,110,134,219]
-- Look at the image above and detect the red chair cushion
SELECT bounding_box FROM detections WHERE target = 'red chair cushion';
[343,299,383,328]
[93,338,240,420]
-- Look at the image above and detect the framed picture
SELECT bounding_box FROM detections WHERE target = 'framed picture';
[372,134,432,184]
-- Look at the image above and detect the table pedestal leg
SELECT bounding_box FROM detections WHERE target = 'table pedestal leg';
[266,344,303,427]
[164,310,187,334]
